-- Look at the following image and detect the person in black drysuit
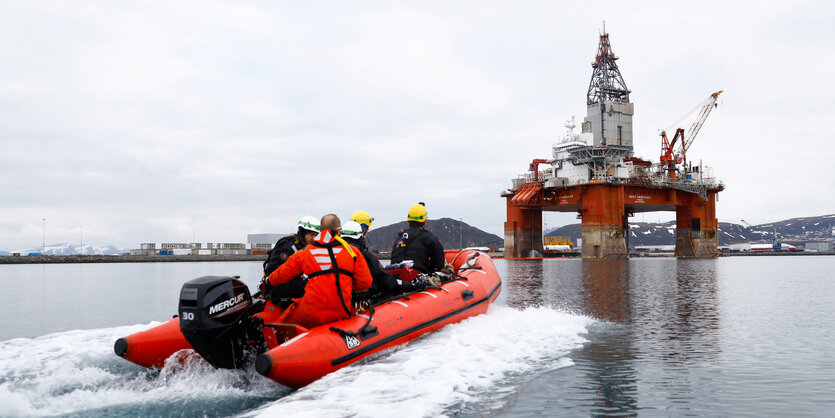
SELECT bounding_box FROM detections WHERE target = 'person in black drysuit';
[262,216,319,306]
[340,221,428,298]
[390,203,445,274]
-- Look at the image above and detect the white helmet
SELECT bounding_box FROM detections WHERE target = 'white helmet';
[297,215,320,234]
[340,221,363,240]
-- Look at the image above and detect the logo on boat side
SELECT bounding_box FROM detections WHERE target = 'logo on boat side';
[344,334,361,350]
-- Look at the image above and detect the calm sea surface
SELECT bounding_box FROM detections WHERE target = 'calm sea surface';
[1,256,833,416]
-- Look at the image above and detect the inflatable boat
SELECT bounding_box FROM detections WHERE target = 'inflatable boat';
[114,249,502,388]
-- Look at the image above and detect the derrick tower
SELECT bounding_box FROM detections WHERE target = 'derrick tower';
[502,29,725,259]
[587,32,630,105]
[585,31,633,149]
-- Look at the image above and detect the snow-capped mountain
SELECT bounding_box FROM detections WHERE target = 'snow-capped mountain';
[9,243,127,256]
[545,214,835,247]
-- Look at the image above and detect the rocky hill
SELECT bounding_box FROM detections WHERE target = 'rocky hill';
[365,217,503,253]
[545,214,835,247]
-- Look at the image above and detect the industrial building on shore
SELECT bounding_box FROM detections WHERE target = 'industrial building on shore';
[129,233,287,256]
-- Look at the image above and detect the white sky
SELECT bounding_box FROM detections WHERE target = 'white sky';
[1,1,833,249]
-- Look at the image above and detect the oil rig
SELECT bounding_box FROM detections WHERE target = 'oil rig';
[502,29,725,258]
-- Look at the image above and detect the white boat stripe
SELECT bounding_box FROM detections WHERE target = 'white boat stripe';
[280,332,308,347]
[393,301,409,307]
[419,291,437,298]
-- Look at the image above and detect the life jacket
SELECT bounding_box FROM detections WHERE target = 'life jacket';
[268,230,373,328]
[390,227,424,261]
[305,235,358,317]
[390,226,444,273]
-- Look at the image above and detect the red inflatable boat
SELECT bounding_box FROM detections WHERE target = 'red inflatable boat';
[114,249,502,388]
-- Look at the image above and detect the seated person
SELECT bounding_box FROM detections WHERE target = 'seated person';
[267,214,372,329]
[262,215,319,306]
[340,221,428,298]
[349,210,375,248]
[390,202,445,274]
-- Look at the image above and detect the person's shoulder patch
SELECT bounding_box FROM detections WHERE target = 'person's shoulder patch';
[280,252,289,260]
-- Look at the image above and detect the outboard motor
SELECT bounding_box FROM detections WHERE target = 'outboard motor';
[178,276,262,368]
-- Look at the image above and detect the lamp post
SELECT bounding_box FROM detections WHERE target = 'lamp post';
[80,226,83,255]
[459,218,463,249]
[42,218,45,254]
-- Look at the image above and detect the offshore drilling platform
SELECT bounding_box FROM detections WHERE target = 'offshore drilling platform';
[503,30,724,259]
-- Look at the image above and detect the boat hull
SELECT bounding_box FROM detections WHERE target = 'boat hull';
[114,249,501,387]
[114,317,191,368]
[256,250,502,388]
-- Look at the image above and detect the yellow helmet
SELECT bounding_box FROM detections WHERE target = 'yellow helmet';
[407,203,427,222]
[350,210,374,228]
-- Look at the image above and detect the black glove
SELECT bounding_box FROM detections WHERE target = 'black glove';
[257,277,272,297]
[283,276,307,299]
[266,276,308,306]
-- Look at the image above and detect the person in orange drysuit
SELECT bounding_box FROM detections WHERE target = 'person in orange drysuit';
[268,214,373,329]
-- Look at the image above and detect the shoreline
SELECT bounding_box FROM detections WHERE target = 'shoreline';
[2,251,832,265]
[0,254,269,264]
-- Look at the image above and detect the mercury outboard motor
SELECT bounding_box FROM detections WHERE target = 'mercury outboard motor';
[178,276,263,368]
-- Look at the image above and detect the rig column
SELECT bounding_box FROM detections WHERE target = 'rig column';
[580,184,629,258]
[504,199,543,258]
[675,191,720,258]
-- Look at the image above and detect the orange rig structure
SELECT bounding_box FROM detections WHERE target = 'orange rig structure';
[502,30,725,259]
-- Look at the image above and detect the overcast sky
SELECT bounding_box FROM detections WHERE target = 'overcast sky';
[1,1,833,250]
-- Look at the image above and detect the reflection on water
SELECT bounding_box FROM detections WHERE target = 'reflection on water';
[579,260,637,414]
[581,259,632,323]
[503,260,545,308]
[501,257,724,416]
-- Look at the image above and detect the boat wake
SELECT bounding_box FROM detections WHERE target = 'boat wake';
[0,323,286,417]
[0,307,592,417]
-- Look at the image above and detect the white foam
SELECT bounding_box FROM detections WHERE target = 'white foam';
[249,305,593,417]
[0,322,283,416]
[0,307,592,417]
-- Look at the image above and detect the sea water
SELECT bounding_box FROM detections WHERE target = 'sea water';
[1,256,833,416]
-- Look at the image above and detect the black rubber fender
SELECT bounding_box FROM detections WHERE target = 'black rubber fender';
[255,353,272,375]
[114,338,128,357]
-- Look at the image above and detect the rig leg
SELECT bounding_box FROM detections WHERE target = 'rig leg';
[675,192,720,258]
[580,184,628,259]
[504,200,543,258]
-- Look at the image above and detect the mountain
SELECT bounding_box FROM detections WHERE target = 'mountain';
[545,214,835,247]
[365,217,503,253]
[10,243,127,256]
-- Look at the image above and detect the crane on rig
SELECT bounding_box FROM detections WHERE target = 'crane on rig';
[660,90,723,179]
